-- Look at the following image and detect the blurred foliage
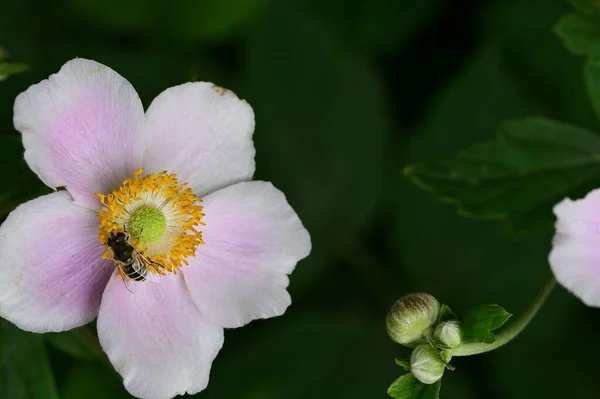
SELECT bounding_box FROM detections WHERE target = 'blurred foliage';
[45,330,99,361]
[0,63,30,82]
[0,0,599,398]
[246,0,388,292]
[0,136,50,218]
[0,47,30,81]
[405,118,600,233]
[0,320,58,399]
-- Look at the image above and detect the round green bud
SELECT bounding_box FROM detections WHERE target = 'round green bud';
[434,320,463,349]
[386,293,440,346]
[410,344,446,384]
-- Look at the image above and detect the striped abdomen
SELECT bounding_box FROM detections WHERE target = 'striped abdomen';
[120,261,148,282]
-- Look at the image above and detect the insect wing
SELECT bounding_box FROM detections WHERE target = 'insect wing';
[138,252,165,282]
[134,253,162,282]
[117,266,137,293]
[146,270,161,283]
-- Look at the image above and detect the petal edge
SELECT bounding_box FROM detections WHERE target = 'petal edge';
[183,181,311,328]
[0,191,113,332]
[98,273,224,399]
[143,82,255,197]
[14,58,144,209]
[550,190,600,307]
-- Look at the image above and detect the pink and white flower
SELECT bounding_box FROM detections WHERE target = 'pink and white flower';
[550,189,600,307]
[0,59,311,399]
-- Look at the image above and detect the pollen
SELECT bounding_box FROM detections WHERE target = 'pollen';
[97,169,205,275]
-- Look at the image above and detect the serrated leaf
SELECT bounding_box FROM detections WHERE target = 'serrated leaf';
[404,117,600,234]
[388,373,441,399]
[0,62,29,81]
[0,319,59,399]
[437,304,457,323]
[555,13,600,60]
[395,358,411,371]
[462,305,512,344]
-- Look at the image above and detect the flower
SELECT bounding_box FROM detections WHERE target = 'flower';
[0,59,311,399]
[550,189,600,307]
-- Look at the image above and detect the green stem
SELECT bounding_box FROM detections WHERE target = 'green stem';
[452,275,556,357]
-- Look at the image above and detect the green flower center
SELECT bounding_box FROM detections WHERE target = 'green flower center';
[128,206,167,243]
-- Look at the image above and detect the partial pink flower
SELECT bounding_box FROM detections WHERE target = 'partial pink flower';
[0,59,311,399]
[550,189,600,307]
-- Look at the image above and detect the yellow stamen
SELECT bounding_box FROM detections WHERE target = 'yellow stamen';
[97,168,205,275]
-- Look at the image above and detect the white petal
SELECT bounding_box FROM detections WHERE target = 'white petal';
[182,181,311,328]
[550,189,600,307]
[143,82,255,197]
[0,191,113,332]
[14,58,144,208]
[97,273,224,399]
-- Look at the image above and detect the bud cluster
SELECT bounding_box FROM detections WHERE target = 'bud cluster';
[386,293,463,384]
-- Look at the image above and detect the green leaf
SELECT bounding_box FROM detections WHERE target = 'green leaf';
[0,319,59,399]
[0,62,29,81]
[0,135,49,218]
[395,358,411,371]
[45,329,98,360]
[404,117,600,233]
[462,305,512,344]
[437,304,457,323]
[388,373,441,399]
[555,12,600,60]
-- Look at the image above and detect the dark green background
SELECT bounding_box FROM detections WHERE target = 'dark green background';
[0,0,598,398]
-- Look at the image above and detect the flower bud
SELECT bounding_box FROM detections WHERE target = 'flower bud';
[433,320,463,349]
[410,344,446,384]
[386,293,440,346]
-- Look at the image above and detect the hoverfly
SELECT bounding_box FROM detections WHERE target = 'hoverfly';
[106,231,164,292]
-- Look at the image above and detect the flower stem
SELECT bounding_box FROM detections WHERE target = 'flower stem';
[452,275,556,357]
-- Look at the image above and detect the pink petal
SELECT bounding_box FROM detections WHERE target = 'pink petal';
[550,189,600,307]
[97,274,224,399]
[143,82,255,197]
[14,59,144,209]
[182,181,311,328]
[0,191,113,332]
